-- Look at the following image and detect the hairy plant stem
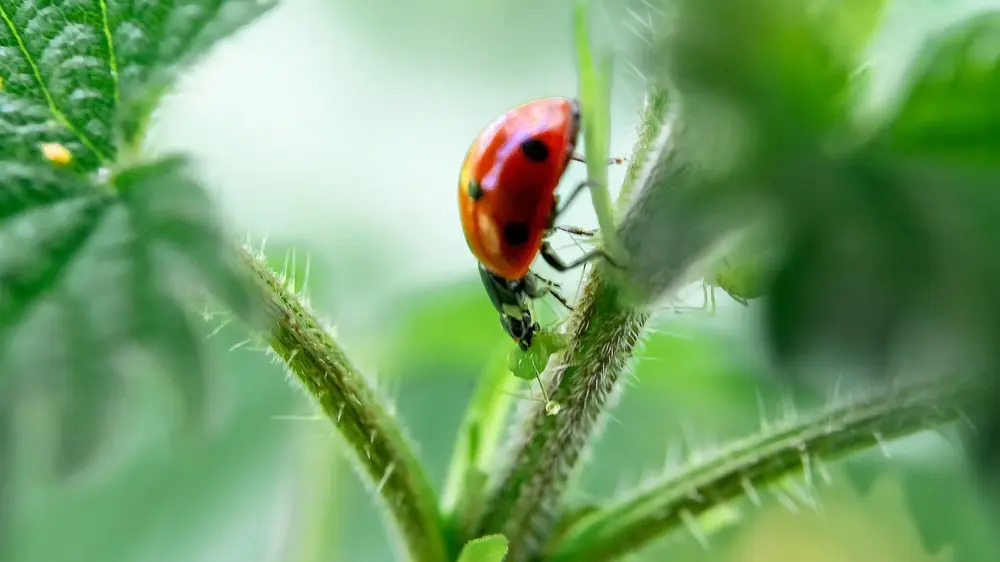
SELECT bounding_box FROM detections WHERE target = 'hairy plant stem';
[473,89,671,561]
[546,374,985,561]
[240,248,447,562]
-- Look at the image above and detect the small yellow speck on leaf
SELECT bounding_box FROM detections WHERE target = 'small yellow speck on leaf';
[40,142,72,166]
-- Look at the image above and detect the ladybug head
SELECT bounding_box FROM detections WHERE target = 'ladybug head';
[500,311,538,351]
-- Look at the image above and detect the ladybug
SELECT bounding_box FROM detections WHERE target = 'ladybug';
[457,96,621,283]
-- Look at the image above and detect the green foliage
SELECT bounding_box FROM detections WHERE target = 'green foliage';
[879,12,1000,164]
[632,0,999,363]
[631,0,1000,495]
[0,0,274,481]
[457,534,508,562]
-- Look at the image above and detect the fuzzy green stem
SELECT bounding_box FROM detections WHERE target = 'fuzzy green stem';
[574,0,626,263]
[616,87,670,211]
[471,91,672,561]
[240,248,448,562]
[547,375,985,561]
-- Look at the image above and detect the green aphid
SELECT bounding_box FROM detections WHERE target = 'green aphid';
[507,329,569,416]
[704,227,781,311]
[507,329,569,381]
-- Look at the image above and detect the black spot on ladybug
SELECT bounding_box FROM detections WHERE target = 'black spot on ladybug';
[467,179,484,200]
[520,138,549,162]
[503,221,530,246]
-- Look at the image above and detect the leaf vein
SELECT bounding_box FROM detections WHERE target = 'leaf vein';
[0,3,110,161]
[98,0,119,107]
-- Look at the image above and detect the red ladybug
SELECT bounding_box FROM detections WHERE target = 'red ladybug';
[457,97,621,282]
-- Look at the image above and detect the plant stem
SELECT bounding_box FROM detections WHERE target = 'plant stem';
[574,0,625,263]
[546,375,985,562]
[472,91,671,561]
[441,346,521,554]
[240,248,447,562]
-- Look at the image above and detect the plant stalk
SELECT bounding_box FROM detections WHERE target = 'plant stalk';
[240,248,448,562]
[472,89,672,561]
[547,374,985,561]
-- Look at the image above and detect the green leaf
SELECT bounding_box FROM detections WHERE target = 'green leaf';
[879,11,1000,165]
[642,0,858,146]
[13,327,300,562]
[0,0,276,170]
[50,291,119,476]
[809,0,889,64]
[0,155,263,476]
[115,156,262,326]
[0,1,117,169]
[457,534,508,562]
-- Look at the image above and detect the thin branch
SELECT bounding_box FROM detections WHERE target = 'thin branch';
[546,375,985,561]
[239,248,448,562]
[473,88,674,561]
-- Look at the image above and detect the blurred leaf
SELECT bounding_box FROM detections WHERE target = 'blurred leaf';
[0,155,264,478]
[117,156,262,326]
[845,450,1000,562]
[810,0,889,64]
[878,11,1000,165]
[13,326,300,562]
[0,0,281,484]
[643,0,859,144]
[51,292,119,475]
[726,470,953,562]
[0,402,12,557]
[633,0,1000,387]
[457,534,508,562]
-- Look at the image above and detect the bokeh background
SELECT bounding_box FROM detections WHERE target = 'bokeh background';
[14,0,1000,560]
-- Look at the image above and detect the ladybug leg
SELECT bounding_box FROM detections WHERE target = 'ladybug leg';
[571,153,627,165]
[553,180,597,218]
[540,240,623,272]
[525,272,574,311]
[555,225,597,237]
[547,287,573,311]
